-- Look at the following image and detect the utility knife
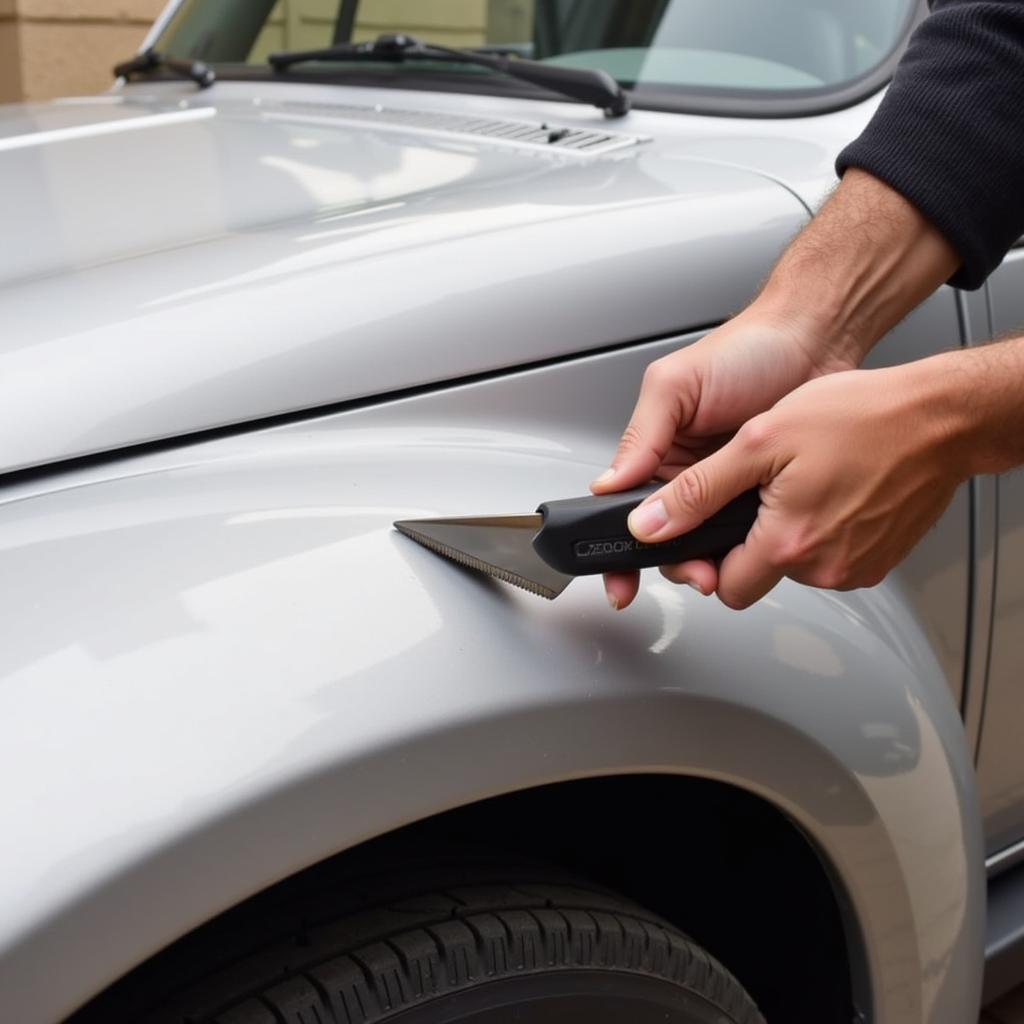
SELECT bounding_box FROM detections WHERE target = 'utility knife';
[394,483,759,599]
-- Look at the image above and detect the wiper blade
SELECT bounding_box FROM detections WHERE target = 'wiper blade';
[114,48,215,90]
[268,33,629,118]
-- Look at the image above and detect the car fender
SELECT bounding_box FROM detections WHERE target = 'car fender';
[0,340,983,1024]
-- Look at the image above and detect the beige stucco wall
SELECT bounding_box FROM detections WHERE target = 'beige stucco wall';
[0,0,163,102]
[0,0,533,104]
[252,0,493,58]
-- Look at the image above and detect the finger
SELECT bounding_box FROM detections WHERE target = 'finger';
[591,362,687,493]
[659,559,718,596]
[603,571,639,611]
[715,523,785,610]
[627,423,770,542]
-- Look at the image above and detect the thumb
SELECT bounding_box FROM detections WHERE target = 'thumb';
[627,427,768,542]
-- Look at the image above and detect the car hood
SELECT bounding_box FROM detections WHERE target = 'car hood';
[0,88,806,475]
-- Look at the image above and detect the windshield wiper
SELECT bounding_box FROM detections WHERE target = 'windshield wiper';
[114,48,215,90]
[268,33,629,118]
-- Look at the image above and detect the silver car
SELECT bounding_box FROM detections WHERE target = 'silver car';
[1,2,1020,1022]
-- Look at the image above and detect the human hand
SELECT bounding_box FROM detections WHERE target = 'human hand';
[591,301,859,609]
[589,167,963,610]
[624,360,967,609]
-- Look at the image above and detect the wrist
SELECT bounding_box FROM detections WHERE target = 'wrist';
[746,287,866,373]
[943,341,1024,477]
[755,169,959,369]
[896,343,1024,481]
[892,355,978,483]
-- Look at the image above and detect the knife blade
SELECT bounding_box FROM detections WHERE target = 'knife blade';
[394,483,759,599]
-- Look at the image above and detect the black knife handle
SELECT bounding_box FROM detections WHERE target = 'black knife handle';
[533,483,759,576]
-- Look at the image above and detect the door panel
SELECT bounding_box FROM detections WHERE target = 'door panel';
[864,287,970,703]
[976,248,1024,855]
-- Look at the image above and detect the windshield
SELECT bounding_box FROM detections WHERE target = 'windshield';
[155,0,916,102]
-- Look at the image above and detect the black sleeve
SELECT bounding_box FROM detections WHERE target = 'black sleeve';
[835,0,1024,290]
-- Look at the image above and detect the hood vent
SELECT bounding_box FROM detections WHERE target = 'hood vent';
[274,100,646,157]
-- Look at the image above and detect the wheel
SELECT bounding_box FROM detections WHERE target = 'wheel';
[144,872,765,1024]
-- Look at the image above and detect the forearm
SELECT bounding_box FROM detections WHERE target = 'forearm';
[925,334,1024,476]
[751,168,959,368]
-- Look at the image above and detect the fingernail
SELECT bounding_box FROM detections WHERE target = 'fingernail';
[592,468,616,487]
[606,590,620,611]
[686,581,705,595]
[628,499,667,538]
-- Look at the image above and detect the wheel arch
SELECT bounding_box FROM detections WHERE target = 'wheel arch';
[69,772,858,1024]
[50,649,980,1024]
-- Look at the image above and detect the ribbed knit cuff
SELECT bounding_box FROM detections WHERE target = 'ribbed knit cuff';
[836,0,1024,291]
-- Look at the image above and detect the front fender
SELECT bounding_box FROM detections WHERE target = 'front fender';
[0,337,982,1024]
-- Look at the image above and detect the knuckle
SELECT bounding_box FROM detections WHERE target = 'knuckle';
[717,588,750,611]
[833,566,884,591]
[808,564,848,591]
[641,358,669,389]
[737,414,775,452]
[658,564,684,583]
[670,467,711,517]
[770,528,815,568]
[861,568,888,589]
[615,422,646,458]
[765,540,797,570]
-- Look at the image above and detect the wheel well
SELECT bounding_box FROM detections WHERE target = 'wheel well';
[70,775,856,1023]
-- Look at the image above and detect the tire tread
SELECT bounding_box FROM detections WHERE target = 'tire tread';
[145,880,764,1024]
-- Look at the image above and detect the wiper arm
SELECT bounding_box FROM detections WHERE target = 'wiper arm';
[114,48,215,90]
[268,33,630,118]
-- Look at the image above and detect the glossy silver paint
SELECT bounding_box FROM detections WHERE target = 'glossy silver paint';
[953,287,997,768]
[0,74,989,1024]
[977,250,1024,856]
[0,90,795,474]
[0,337,983,1023]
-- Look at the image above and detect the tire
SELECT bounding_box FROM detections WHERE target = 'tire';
[145,873,765,1024]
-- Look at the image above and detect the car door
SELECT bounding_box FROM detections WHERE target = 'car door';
[975,242,1024,858]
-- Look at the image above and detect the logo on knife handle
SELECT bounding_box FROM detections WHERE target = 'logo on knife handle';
[574,536,687,558]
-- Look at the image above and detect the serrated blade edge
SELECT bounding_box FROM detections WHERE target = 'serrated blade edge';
[394,520,569,599]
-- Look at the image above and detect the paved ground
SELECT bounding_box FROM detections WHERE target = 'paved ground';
[984,987,1024,1023]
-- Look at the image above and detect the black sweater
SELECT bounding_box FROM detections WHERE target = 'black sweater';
[835,0,1024,289]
